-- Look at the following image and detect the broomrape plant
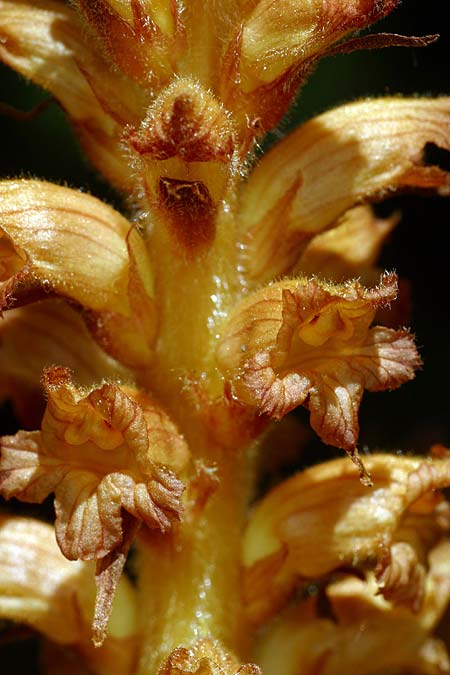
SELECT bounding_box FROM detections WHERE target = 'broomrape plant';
[0,1,449,673]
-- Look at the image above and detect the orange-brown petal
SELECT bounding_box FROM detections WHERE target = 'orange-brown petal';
[0,0,145,189]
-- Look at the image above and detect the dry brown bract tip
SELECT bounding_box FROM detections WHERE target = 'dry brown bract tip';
[157,639,261,675]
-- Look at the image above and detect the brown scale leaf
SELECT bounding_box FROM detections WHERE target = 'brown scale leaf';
[127,79,235,163]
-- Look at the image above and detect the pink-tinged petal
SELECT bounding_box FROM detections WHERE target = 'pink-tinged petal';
[217,274,420,458]
[0,367,189,558]
[0,367,189,643]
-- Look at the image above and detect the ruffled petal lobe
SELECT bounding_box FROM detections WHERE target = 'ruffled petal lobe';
[0,367,189,562]
[216,274,420,456]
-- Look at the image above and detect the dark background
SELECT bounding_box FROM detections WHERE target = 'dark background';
[0,0,449,670]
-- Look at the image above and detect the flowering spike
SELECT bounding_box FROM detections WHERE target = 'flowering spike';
[0,0,449,671]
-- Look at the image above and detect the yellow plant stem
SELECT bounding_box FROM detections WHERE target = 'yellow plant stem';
[135,195,256,672]
[135,431,256,674]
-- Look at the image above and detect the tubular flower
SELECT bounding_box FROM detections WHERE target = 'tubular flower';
[0,365,189,643]
[0,1,449,674]
[242,454,450,624]
[253,542,450,675]
[216,273,419,474]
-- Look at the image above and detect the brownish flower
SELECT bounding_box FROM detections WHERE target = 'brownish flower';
[254,544,450,675]
[0,514,139,673]
[217,274,420,469]
[0,365,189,643]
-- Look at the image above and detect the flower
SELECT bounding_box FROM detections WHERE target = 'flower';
[242,453,450,624]
[0,365,189,644]
[253,547,450,675]
[0,1,449,672]
[216,273,420,476]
